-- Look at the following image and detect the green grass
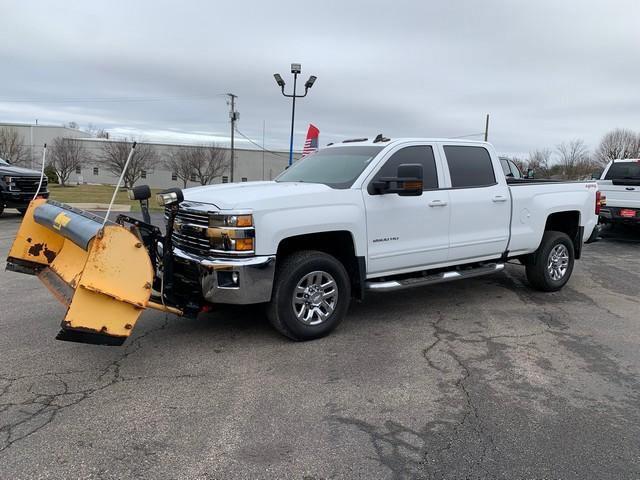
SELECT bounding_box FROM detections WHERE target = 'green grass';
[48,184,164,211]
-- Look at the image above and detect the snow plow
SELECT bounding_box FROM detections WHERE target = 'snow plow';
[5,143,190,345]
[6,197,182,345]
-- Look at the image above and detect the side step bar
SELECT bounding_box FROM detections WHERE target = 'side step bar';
[366,263,505,292]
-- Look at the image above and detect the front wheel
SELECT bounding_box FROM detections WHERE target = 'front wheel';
[525,231,575,292]
[267,250,351,341]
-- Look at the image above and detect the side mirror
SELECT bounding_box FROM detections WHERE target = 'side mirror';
[372,163,423,196]
[526,168,535,179]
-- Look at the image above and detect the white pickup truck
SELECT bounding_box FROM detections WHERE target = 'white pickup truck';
[595,159,640,225]
[150,137,599,341]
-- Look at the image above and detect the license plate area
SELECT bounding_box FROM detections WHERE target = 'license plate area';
[620,209,636,218]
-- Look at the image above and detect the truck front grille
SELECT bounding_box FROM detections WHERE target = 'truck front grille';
[165,207,212,256]
[7,176,48,193]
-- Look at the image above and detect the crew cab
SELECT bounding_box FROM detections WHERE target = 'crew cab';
[0,157,48,216]
[595,159,640,225]
[153,138,599,341]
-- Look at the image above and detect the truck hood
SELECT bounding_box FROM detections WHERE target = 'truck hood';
[0,164,42,176]
[182,181,334,210]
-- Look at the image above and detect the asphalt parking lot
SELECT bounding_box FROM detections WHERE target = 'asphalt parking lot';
[1,209,639,479]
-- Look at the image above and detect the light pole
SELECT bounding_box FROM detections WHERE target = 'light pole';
[274,63,317,166]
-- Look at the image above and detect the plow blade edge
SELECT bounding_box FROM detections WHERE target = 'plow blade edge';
[6,199,154,345]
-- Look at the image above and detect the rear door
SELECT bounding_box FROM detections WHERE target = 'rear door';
[440,144,510,261]
[363,143,450,275]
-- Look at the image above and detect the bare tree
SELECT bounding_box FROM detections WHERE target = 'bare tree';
[595,129,640,165]
[164,148,194,188]
[67,121,79,129]
[190,143,229,185]
[49,137,89,186]
[0,128,28,166]
[556,139,594,180]
[99,139,158,188]
[86,123,110,139]
[527,148,552,178]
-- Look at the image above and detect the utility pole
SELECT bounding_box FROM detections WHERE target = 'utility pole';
[226,93,238,182]
[484,113,490,142]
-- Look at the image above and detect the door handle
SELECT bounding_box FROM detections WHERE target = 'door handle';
[428,200,448,207]
[492,195,508,203]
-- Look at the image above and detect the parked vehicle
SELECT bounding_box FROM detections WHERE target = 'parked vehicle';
[7,138,599,345]
[500,157,534,179]
[595,159,640,225]
[0,157,49,216]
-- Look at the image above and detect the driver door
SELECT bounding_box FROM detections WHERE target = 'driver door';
[363,144,450,276]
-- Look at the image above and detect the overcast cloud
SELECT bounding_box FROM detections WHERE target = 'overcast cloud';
[1,0,639,157]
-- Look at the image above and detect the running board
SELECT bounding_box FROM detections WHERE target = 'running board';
[366,263,505,292]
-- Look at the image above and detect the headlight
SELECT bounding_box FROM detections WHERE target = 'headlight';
[206,213,255,253]
[209,214,253,228]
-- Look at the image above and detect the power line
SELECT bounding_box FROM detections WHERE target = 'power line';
[449,132,485,139]
[234,128,290,159]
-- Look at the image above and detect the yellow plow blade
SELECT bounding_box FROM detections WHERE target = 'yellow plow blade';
[7,199,156,346]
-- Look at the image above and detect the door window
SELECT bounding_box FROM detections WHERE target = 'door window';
[368,145,438,194]
[444,146,496,188]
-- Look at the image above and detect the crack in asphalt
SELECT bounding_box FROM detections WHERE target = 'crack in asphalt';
[0,315,172,454]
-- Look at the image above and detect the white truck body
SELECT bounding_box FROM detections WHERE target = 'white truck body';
[164,138,599,340]
[596,159,640,223]
[181,139,598,279]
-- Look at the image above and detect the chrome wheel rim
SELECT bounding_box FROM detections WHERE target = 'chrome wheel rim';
[547,244,569,281]
[292,270,338,325]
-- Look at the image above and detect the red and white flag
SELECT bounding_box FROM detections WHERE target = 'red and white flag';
[302,124,320,156]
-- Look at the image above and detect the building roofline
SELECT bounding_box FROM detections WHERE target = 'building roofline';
[74,136,299,154]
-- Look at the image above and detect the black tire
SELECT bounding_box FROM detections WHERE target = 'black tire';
[17,207,27,216]
[525,231,575,292]
[0,203,4,217]
[267,250,351,341]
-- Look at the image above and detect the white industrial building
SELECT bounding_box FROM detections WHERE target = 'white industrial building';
[0,122,295,188]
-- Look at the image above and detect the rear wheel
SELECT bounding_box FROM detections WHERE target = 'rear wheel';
[525,231,574,292]
[267,250,351,341]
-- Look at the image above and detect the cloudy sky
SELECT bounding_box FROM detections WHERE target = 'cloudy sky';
[1,0,638,157]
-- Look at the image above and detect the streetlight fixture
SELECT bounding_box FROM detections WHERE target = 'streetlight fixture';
[273,63,317,166]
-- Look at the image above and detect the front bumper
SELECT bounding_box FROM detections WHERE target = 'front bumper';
[172,246,276,305]
[2,190,49,207]
[600,207,640,224]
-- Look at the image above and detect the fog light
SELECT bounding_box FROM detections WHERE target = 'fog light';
[217,271,240,288]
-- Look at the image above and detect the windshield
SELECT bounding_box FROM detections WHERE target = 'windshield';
[605,161,640,180]
[276,146,384,189]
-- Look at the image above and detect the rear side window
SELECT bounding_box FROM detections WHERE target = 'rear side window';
[444,146,496,188]
[369,145,438,193]
[508,160,522,179]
